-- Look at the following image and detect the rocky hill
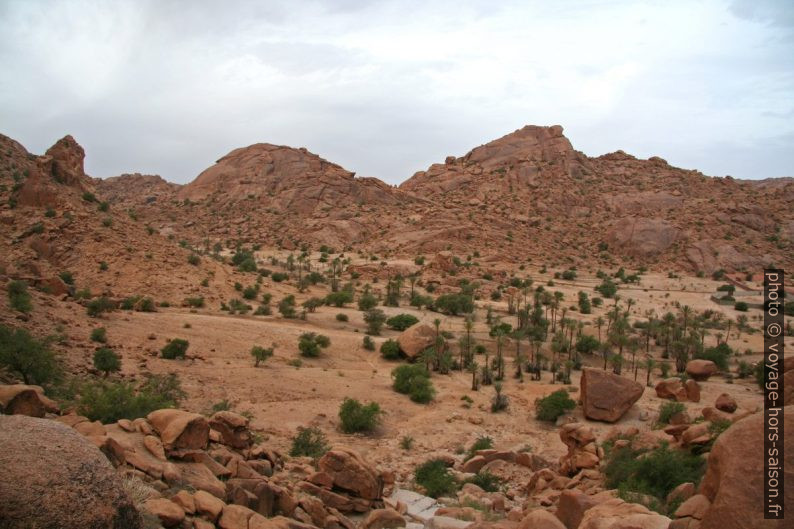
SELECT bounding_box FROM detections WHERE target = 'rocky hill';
[0,133,240,306]
[15,126,794,273]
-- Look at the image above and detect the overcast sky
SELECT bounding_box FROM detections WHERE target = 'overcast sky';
[1,0,792,184]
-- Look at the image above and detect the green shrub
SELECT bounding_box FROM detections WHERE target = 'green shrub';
[93,347,121,376]
[7,280,32,313]
[464,471,502,492]
[491,382,508,412]
[82,191,97,202]
[358,291,378,311]
[251,345,274,366]
[76,374,185,423]
[278,295,297,318]
[400,435,415,450]
[386,314,419,331]
[737,360,753,379]
[271,272,289,282]
[290,426,330,458]
[734,301,749,312]
[187,253,200,266]
[604,444,705,509]
[325,291,353,307]
[90,327,107,343]
[242,286,259,300]
[101,217,113,227]
[138,297,156,312]
[364,308,387,335]
[380,339,401,360]
[161,338,189,359]
[299,332,331,357]
[336,313,349,322]
[535,389,576,422]
[184,297,205,308]
[414,459,458,498]
[338,397,382,433]
[595,278,618,298]
[59,271,74,285]
[86,296,114,317]
[363,336,375,351]
[434,293,474,315]
[658,401,685,425]
[0,325,60,385]
[465,435,494,461]
[392,364,435,403]
[694,342,732,371]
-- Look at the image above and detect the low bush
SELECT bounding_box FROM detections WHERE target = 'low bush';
[657,401,685,425]
[734,301,749,312]
[299,332,331,357]
[325,291,354,307]
[694,342,732,371]
[434,293,474,315]
[336,313,349,322]
[535,389,576,422]
[465,435,494,461]
[604,443,705,512]
[464,471,502,492]
[187,253,200,266]
[338,397,382,433]
[290,426,330,458]
[7,280,32,313]
[362,336,375,351]
[161,338,189,359]
[90,327,107,343]
[271,272,289,282]
[364,308,387,335]
[76,373,185,423]
[392,364,435,403]
[414,459,457,498]
[184,297,205,308]
[386,314,419,331]
[86,296,114,317]
[380,339,401,360]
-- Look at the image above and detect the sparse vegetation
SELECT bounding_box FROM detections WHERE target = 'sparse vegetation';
[251,344,275,366]
[386,314,419,331]
[0,325,60,385]
[414,459,457,498]
[290,426,330,458]
[90,327,107,343]
[161,338,189,359]
[392,364,435,403]
[338,397,382,433]
[535,389,576,422]
[298,332,331,357]
[657,401,685,425]
[7,280,32,313]
[86,296,115,317]
[93,347,121,376]
[75,374,185,423]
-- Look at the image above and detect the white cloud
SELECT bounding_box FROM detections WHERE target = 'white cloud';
[0,0,791,183]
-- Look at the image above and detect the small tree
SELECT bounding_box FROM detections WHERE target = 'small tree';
[86,296,114,317]
[325,291,353,307]
[302,297,324,313]
[278,295,297,318]
[338,398,382,433]
[93,347,121,376]
[362,335,376,351]
[364,308,387,335]
[358,290,378,311]
[299,332,331,357]
[161,338,189,359]
[251,344,275,366]
[0,325,60,385]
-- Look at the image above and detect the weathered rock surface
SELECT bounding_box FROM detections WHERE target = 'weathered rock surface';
[318,446,383,500]
[147,409,209,453]
[580,368,643,422]
[698,409,794,529]
[0,414,141,529]
[0,384,59,417]
[397,324,437,359]
[686,360,718,381]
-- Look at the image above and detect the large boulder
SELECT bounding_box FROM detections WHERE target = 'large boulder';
[714,394,737,413]
[318,446,383,500]
[396,324,437,359]
[0,414,141,528]
[698,409,794,529]
[580,368,644,422]
[210,411,252,449]
[558,424,600,476]
[518,509,566,529]
[147,409,209,453]
[555,490,610,529]
[0,384,60,417]
[578,498,670,529]
[686,360,717,381]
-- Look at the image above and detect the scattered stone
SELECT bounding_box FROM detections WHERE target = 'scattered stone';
[144,498,185,527]
[714,394,737,413]
[686,360,717,381]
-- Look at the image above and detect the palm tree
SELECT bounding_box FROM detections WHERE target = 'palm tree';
[736,315,748,339]
[595,316,605,342]
[680,305,692,336]
[644,357,656,386]
[464,316,474,370]
[470,359,479,390]
[495,329,506,381]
